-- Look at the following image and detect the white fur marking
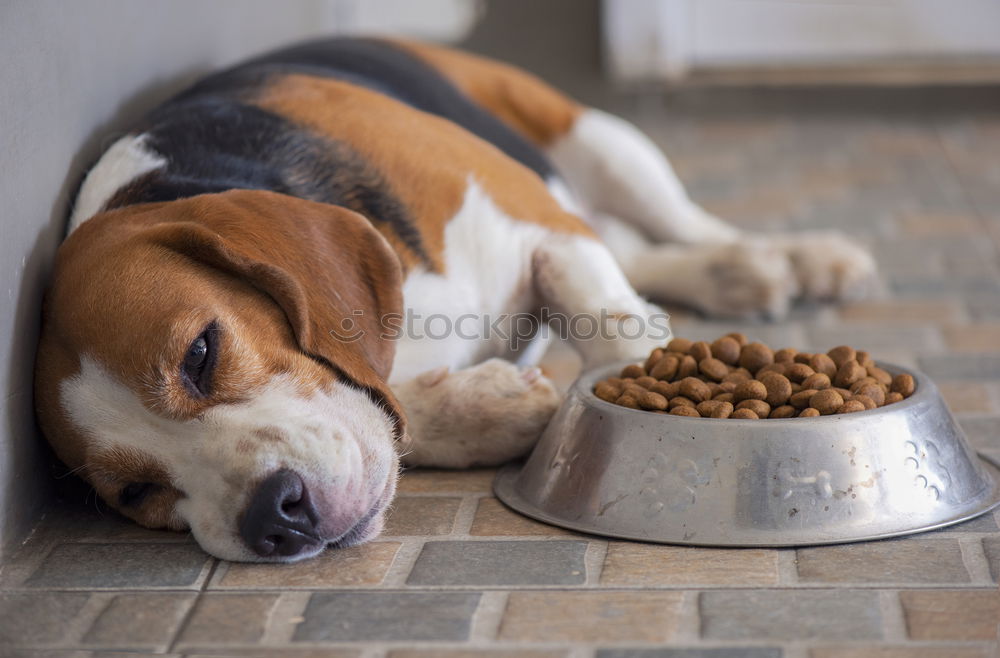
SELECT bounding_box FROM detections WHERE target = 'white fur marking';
[69,134,166,233]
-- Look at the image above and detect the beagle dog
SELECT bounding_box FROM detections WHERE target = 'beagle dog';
[35,38,876,562]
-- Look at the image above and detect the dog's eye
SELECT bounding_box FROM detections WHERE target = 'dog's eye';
[119,482,155,507]
[181,322,218,397]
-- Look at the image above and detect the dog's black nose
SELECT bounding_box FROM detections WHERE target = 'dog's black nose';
[240,469,320,558]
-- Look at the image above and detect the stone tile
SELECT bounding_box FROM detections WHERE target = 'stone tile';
[699,590,883,640]
[805,325,942,353]
[470,497,574,536]
[968,294,1000,321]
[899,589,1000,640]
[396,468,497,494]
[25,543,210,589]
[406,540,587,586]
[811,648,991,658]
[498,591,682,643]
[920,354,1000,380]
[796,537,969,584]
[938,381,998,413]
[176,593,279,646]
[28,500,194,545]
[944,324,1000,352]
[83,592,195,650]
[838,300,966,324]
[601,542,779,586]
[957,415,1000,451]
[383,497,461,535]
[213,542,399,588]
[0,591,90,646]
[982,536,1000,582]
[294,592,481,642]
[4,651,95,658]
[896,212,982,237]
[388,648,569,658]
[184,651,358,658]
[598,649,781,658]
[891,277,1000,297]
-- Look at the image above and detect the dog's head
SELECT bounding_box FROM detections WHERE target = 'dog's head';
[35,189,406,562]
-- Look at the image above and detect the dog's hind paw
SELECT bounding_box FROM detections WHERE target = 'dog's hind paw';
[776,231,879,303]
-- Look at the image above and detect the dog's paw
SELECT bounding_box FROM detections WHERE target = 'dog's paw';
[776,231,878,302]
[397,359,561,468]
[686,241,799,320]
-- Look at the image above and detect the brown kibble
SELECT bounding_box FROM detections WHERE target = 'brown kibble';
[856,350,875,368]
[734,380,768,402]
[794,352,814,364]
[621,363,645,379]
[890,373,916,397]
[810,389,844,415]
[711,401,734,418]
[711,336,742,365]
[809,353,838,378]
[801,373,832,391]
[730,408,758,419]
[849,377,880,393]
[699,357,730,382]
[677,355,699,379]
[616,394,640,409]
[635,375,657,389]
[650,381,676,398]
[790,389,819,409]
[726,332,749,346]
[885,391,904,404]
[758,372,793,406]
[679,376,712,402]
[719,381,737,394]
[790,382,803,394]
[769,405,796,419]
[649,354,680,381]
[833,361,867,388]
[854,383,885,407]
[827,345,857,368]
[832,387,853,400]
[739,342,774,374]
[713,392,735,404]
[868,366,893,387]
[785,363,815,384]
[688,340,712,362]
[774,347,797,363]
[853,394,877,410]
[669,396,696,409]
[736,399,771,418]
[722,368,753,385]
[594,382,622,402]
[799,407,821,417]
[638,391,668,411]
[667,337,693,353]
[644,348,665,373]
[836,400,867,414]
[670,405,700,417]
[756,362,788,377]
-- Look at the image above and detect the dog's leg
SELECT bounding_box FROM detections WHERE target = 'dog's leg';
[549,110,878,313]
[393,359,561,468]
[532,234,669,367]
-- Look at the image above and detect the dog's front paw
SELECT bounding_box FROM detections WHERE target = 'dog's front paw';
[777,231,878,302]
[398,359,561,468]
[687,241,799,320]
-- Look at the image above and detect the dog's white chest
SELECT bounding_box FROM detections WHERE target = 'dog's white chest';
[390,181,550,382]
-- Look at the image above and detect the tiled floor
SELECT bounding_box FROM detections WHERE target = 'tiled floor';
[4,93,1000,657]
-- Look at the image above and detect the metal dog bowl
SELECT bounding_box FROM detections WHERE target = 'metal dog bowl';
[495,361,1000,546]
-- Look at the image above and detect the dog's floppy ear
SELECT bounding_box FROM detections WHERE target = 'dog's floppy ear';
[147,189,406,433]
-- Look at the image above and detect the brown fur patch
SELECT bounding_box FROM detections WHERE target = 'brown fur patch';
[391,39,582,147]
[254,74,593,273]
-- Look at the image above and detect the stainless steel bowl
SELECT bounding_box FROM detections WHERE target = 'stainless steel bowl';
[495,361,1000,546]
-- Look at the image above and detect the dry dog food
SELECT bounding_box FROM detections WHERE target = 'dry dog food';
[594,334,917,419]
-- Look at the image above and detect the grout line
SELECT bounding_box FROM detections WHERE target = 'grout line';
[60,591,117,649]
[452,494,482,535]
[261,590,311,645]
[166,558,219,653]
[672,590,702,644]
[468,590,509,641]
[380,538,427,587]
[878,589,909,642]
[777,549,800,586]
[584,539,609,587]
[959,535,997,584]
